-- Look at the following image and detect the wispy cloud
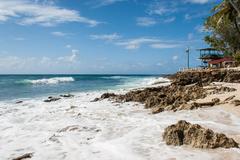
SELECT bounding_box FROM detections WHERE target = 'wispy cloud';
[51,31,68,37]
[0,0,100,27]
[116,38,182,50]
[147,1,178,16]
[0,51,80,73]
[150,43,180,49]
[116,38,160,49]
[136,17,157,27]
[88,0,126,8]
[163,17,176,23]
[185,0,211,4]
[90,33,121,41]
[90,33,182,50]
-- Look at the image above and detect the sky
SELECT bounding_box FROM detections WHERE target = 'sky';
[0,0,221,74]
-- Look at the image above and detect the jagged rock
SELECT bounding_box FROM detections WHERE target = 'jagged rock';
[60,94,74,98]
[100,93,116,99]
[232,99,240,106]
[163,120,239,149]
[12,153,33,160]
[44,96,61,102]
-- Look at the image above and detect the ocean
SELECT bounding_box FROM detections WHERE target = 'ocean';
[0,75,168,101]
[1,75,240,160]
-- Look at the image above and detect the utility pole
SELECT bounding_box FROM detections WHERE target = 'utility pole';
[186,47,190,69]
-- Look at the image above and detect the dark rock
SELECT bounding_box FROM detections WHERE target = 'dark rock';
[60,94,74,98]
[232,99,240,106]
[15,101,23,104]
[91,98,100,102]
[12,153,33,160]
[163,120,239,149]
[224,95,236,102]
[100,93,117,99]
[44,96,61,102]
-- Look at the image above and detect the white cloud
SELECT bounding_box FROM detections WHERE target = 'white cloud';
[58,49,79,63]
[0,50,80,73]
[163,17,176,23]
[150,43,180,49]
[147,1,178,16]
[136,17,157,27]
[90,33,121,41]
[91,0,125,7]
[51,31,67,37]
[172,55,178,61]
[0,0,99,27]
[116,38,160,50]
[185,0,210,4]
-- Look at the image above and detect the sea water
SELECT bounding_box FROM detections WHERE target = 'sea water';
[0,75,168,101]
[0,75,240,160]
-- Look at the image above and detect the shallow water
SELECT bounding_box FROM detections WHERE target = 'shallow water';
[0,90,240,160]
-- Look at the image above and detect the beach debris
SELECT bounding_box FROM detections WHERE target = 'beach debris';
[44,96,61,102]
[232,99,240,106]
[12,153,33,160]
[224,95,236,102]
[60,94,74,98]
[163,120,239,149]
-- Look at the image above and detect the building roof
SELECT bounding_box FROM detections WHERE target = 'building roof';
[197,48,219,51]
[208,57,234,64]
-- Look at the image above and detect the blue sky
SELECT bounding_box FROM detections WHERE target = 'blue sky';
[0,0,220,74]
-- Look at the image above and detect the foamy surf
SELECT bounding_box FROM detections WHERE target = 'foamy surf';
[20,77,75,85]
[0,91,240,160]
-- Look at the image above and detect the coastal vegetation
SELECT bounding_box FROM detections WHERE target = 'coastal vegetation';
[204,0,240,60]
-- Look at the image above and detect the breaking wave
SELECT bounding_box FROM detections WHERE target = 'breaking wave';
[20,77,75,85]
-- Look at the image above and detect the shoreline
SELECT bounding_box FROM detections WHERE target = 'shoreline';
[1,69,240,160]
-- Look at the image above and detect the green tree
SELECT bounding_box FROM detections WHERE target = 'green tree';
[204,0,240,55]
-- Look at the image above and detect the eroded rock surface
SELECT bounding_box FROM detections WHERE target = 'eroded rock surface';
[163,120,239,149]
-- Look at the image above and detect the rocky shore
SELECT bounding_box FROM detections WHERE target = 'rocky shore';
[96,69,240,114]
[96,68,240,149]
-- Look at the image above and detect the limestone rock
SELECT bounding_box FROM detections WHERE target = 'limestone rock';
[163,120,239,149]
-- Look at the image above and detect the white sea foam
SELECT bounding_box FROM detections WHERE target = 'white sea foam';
[0,89,240,160]
[22,77,75,85]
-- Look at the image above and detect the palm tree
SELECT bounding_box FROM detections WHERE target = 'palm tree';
[213,0,240,34]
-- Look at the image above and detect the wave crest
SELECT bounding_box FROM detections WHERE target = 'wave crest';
[21,77,75,85]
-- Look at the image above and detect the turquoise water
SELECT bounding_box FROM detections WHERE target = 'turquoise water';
[0,75,162,101]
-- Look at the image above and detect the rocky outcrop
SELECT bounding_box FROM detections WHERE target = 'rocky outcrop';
[163,120,239,149]
[169,69,240,86]
[95,69,238,113]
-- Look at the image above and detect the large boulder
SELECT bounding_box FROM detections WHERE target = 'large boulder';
[163,120,239,149]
